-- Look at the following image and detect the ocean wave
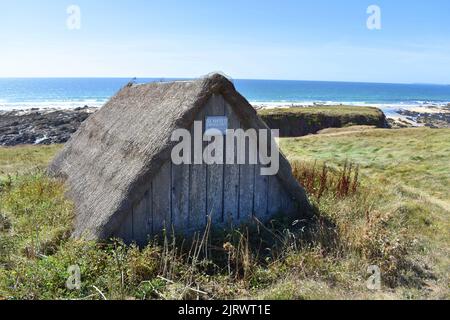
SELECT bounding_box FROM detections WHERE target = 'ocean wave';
[0,100,107,111]
[1,98,449,112]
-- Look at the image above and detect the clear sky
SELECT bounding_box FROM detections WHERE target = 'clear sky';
[0,0,449,83]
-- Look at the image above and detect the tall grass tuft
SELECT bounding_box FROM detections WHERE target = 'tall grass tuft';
[292,160,360,200]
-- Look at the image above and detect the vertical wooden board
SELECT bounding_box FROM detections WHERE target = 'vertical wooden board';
[223,167,240,225]
[239,164,256,221]
[253,165,269,222]
[189,164,207,231]
[205,94,225,224]
[279,185,298,217]
[223,102,240,225]
[132,192,150,246]
[238,117,257,222]
[117,210,133,244]
[267,175,283,216]
[267,177,297,217]
[189,110,207,232]
[171,163,190,235]
[146,188,153,235]
[152,162,171,235]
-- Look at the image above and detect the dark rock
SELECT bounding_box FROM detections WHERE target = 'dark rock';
[397,109,450,129]
[75,105,90,111]
[0,107,97,146]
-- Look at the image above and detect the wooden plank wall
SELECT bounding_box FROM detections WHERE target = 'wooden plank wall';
[189,109,207,232]
[223,102,240,226]
[205,95,225,225]
[116,95,298,243]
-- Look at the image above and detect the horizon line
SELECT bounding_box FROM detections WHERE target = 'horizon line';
[0,76,449,87]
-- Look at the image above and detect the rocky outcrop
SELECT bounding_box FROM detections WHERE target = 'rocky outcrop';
[397,109,450,128]
[258,106,390,137]
[0,107,96,146]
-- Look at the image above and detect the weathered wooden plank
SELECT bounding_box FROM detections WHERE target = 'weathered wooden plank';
[204,94,225,225]
[239,163,256,221]
[267,175,283,216]
[279,185,298,217]
[152,162,171,235]
[171,163,190,235]
[238,118,257,222]
[253,165,269,222]
[133,190,151,246]
[267,175,299,218]
[189,109,207,232]
[189,164,207,232]
[117,210,133,244]
[145,187,153,236]
[223,102,240,226]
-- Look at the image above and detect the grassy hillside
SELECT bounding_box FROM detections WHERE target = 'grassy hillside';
[0,145,62,179]
[0,127,449,300]
[280,127,450,299]
[258,106,389,137]
[281,127,450,204]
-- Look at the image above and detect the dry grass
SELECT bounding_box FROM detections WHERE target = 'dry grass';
[280,127,450,299]
[292,160,359,200]
[0,144,63,180]
[1,127,449,300]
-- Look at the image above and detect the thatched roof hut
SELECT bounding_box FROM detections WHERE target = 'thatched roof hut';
[49,73,310,243]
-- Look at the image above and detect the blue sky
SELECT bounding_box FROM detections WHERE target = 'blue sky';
[0,0,449,83]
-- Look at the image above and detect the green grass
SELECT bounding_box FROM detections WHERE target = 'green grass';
[281,127,450,203]
[1,127,449,300]
[258,105,383,117]
[0,145,63,179]
[279,127,450,299]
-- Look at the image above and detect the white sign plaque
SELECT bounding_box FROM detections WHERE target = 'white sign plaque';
[205,116,228,136]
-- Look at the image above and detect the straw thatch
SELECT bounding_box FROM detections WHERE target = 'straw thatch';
[49,73,310,240]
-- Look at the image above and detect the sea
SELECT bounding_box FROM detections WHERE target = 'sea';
[1,78,450,118]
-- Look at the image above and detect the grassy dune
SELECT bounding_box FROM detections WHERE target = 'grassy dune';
[258,106,388,137]
[280,127,450,299]
[0,127,449,300]
[281,127,450,204]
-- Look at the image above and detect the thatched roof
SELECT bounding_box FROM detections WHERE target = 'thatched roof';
[49,74,310,240]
